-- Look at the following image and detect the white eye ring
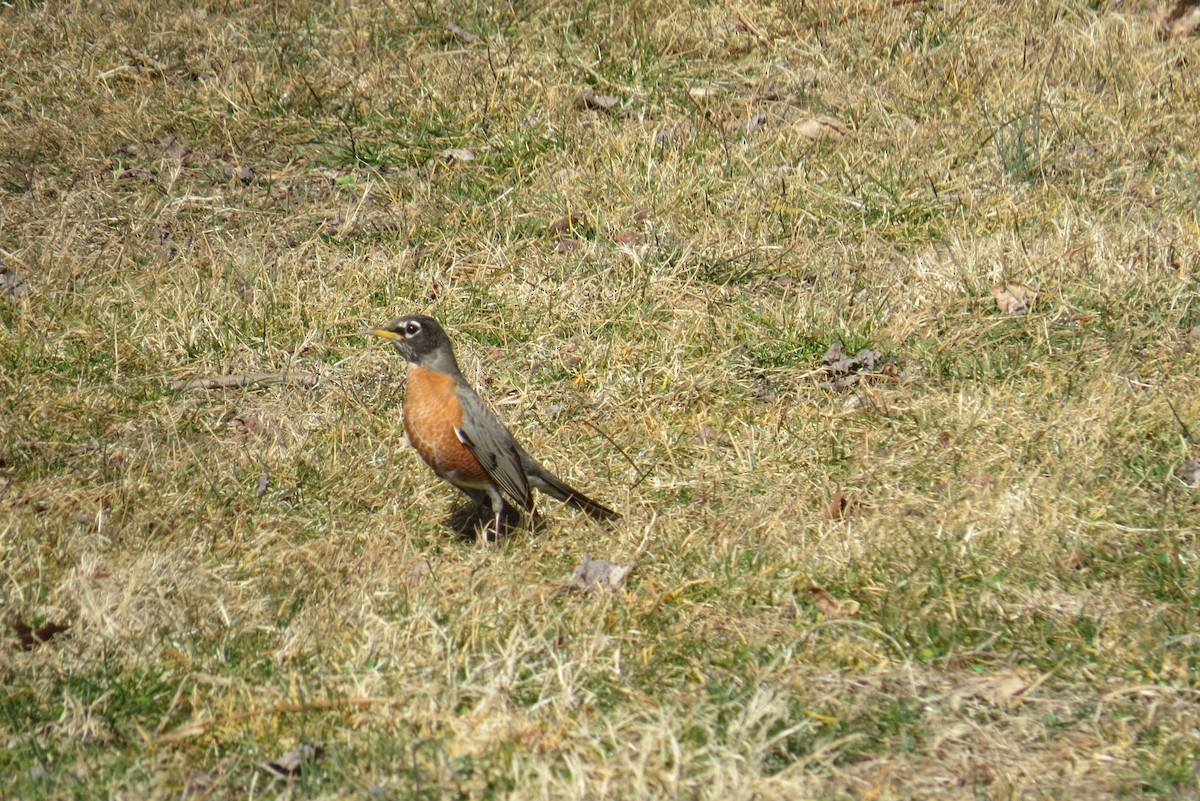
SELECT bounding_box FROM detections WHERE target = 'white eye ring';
[404,321,422,337]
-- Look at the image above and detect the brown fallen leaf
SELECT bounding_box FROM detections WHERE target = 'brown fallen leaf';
[546,210,586,232]
[12,618,71,650]
[755,80,783,101]
[160,718,211,743]
[696,424,729,445]
[965,671,1030,708]
[794,116,850,141]
[260,742,324,778]
[990,282,1037,315]
[0,262,29,301]
[572,90,619,111]
[1055,550,1089,570]
[824,486,855,520]
[819,342,888,389]
[403,559,427,585]
[554,238,580,254]
[255,468,271,497]
[1152,0,1200,38]
[156,135,193,163]
[444,21,480,43]
[217,164,255,184]
[438,148,475,163]
[739,113,768,136]
[571,554,632,592]
[654,125,687,146]
[182,772,216,797]
[614,229,643,246]
[806,585,858,617]
[1175,455,1200,489]
[153,226,177,263]
[119,166,158,184]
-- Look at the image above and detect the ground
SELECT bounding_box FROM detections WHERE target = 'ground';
[2,1,1199,798]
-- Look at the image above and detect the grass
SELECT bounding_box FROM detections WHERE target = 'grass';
[2,0,1200,798]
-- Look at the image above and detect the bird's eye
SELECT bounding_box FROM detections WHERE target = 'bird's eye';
[405,321,422,337]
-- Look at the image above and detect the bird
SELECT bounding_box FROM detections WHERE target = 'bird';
[368,314,620,539]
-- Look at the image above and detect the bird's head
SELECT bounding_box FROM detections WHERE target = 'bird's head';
[368,314,453,368]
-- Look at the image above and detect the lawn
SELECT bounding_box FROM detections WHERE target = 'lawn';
[2,1,1199,798]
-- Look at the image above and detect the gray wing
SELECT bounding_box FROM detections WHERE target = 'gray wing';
[454,387,534,510]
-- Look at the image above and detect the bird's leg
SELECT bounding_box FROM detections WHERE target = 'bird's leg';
[485,486,506,543]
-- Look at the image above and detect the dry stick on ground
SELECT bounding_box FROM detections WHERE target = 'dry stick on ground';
[169,372,321,391]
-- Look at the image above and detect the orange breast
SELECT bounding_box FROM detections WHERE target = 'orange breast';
[404,366,490,486]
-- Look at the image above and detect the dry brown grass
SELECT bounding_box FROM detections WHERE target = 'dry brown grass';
[2,1,1199,798]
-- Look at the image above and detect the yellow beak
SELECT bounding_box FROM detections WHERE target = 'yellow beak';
[367,328,401,340]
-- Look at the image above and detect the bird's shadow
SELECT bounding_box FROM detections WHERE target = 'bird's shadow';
[445,499,546,543]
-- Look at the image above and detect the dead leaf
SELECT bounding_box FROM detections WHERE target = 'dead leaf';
[806,585,857,617]
[217,164,255,184]
[739,113,768,136]
[1055,550,1089,570]
[571,554,632,592]
[572,90,619,111]
[697,424,728,445]
[444,21,480,43]
[1175,455,1200,489]
[122,45,168,77]
[12,618,71,650]
[794,115,850,141]
[1152,0,1200,38]
[260,742,324,778]
[824,486,855,520]
[156,135,193,163]
[153,226,177,262]
[117,166,156,183]
[159,718,211,743]
[555,238,580,254]
[966,671,1029,708]
[438,148,475,163]
[0,261,29,301]
[990,282,1037,315]
[403,559,427,585]
[755,80,782,101]
[614,229,643,246]
[819,342,887,389]
[655,125,688,146]
[546,211,586,232]
[232,413,275,441]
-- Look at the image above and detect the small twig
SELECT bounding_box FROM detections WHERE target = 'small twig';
[683,89,732,173]
[169,372,320,391]
[1164,396,1193,446]
[579,417,653,491]
[731,7,771,46]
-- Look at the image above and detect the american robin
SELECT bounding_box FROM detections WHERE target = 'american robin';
[368,314,620,539]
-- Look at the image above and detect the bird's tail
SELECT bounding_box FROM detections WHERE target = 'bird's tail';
[529,468,621,522]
